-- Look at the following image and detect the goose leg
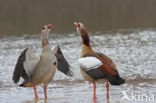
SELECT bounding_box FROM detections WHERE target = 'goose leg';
[106,81,109,103]
[93,82,96,100]
[33,86,38,99]
[44,86,47,99]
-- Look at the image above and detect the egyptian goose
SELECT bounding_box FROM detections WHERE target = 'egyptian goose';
[12,24,73,99]
[74,22,125,102]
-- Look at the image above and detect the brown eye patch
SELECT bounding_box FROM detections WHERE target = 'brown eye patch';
[77,23,80,28]
[53,62,57,66]
[42,26,46,30]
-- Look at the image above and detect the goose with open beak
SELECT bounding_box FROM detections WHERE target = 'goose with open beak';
[74,22,124,102]
[12,24,73,99]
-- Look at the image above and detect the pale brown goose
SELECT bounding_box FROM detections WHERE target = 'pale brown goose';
[12,24,73,99]
[74,22,124,102]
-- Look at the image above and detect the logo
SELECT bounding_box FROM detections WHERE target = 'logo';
[121,89,155,102]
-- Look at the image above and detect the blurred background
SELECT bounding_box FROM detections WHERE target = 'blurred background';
[0,0,156,37]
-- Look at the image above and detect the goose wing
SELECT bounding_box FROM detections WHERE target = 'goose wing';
[52,45,74,77]
[79,53,124,85]
[96,52,117,72]
[78,57,103,71]
[78,56,106,79]
[12,48,39,84]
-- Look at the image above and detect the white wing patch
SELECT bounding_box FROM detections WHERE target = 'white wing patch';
[78,57,103,71]
[52,45,59,54]
[23,48,40,77]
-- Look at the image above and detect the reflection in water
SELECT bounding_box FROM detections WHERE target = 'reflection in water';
[25,98,45,103]
[44,99,47,103]
[0,0,156,36]
[25,98,71,103]
[93,97,97,103]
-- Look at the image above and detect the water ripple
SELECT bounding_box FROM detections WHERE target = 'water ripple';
[0,30,156,103]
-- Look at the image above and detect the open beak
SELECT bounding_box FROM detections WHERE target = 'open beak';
[47,24,54,29]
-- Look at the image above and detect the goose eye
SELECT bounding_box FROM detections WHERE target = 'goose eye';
[42,27,46,30]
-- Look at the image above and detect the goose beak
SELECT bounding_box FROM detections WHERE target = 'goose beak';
[47,24,54,29]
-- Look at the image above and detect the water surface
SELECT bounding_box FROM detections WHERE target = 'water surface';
[0,29,156,103]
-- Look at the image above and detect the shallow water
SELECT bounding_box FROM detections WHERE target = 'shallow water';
[0,29,156,103]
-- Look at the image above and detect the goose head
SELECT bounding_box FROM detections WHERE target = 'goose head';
[41,24,54,46]
[74,22,90,46]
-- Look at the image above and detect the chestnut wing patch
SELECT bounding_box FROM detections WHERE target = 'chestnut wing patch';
[96,52,117,71]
